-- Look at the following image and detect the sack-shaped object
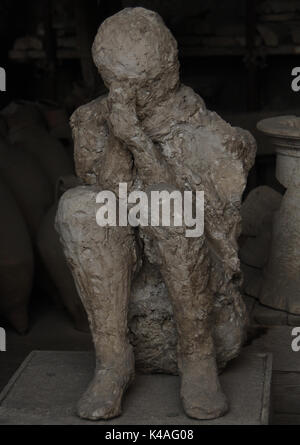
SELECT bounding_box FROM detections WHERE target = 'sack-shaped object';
[0,115,7,137]
[42,105,73,146]
[37,204,88,332]
[0,137,53,237]
[3,102,74,191]
[0,180,34,333]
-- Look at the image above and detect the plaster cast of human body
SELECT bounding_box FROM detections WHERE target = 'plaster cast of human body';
[56,7,256,421]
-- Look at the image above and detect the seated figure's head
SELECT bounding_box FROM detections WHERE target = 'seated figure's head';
[92,7,180,105]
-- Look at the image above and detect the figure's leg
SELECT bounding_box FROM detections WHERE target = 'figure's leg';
[142,224,228,420]
[56,186,136,420]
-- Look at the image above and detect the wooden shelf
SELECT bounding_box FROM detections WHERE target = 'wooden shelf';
[9,49,79,61]
[179,44,300,58]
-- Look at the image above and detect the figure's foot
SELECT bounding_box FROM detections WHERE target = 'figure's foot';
[77,350,135,420]
[180,355,228,420]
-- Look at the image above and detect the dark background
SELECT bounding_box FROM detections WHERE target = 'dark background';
[1,0,300,112]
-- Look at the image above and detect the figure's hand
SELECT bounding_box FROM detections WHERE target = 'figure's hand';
[107,82,141,145]
[107,81,176,186]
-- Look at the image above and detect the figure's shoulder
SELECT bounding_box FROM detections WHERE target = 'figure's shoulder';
[174,85,256,173]
[176,84,207,118]
[178,85,231,132]
[70,94,108,129]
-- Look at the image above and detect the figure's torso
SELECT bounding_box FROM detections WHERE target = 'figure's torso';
[71,84,255,203]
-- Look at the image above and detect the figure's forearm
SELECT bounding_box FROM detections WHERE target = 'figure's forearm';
[125,129,175,186]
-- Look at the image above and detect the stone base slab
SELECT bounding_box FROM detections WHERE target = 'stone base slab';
[0,351,272,425]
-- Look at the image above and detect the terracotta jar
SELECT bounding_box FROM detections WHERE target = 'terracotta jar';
[0,179,34,333]
[37,176,88,332]
[257,116,300,314]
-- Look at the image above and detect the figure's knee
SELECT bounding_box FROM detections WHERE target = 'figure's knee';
[141,182,204,243]
[55,186,103,241]
[56,185,135,253]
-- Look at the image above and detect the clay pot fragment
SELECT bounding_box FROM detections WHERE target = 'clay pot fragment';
[240,185,282,299]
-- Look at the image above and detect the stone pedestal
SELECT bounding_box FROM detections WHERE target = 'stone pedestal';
[0,351,272,425]
[257,116,300,314]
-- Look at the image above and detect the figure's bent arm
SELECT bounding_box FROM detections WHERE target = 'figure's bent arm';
[71,98,108,185]
[107,84,176,187]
